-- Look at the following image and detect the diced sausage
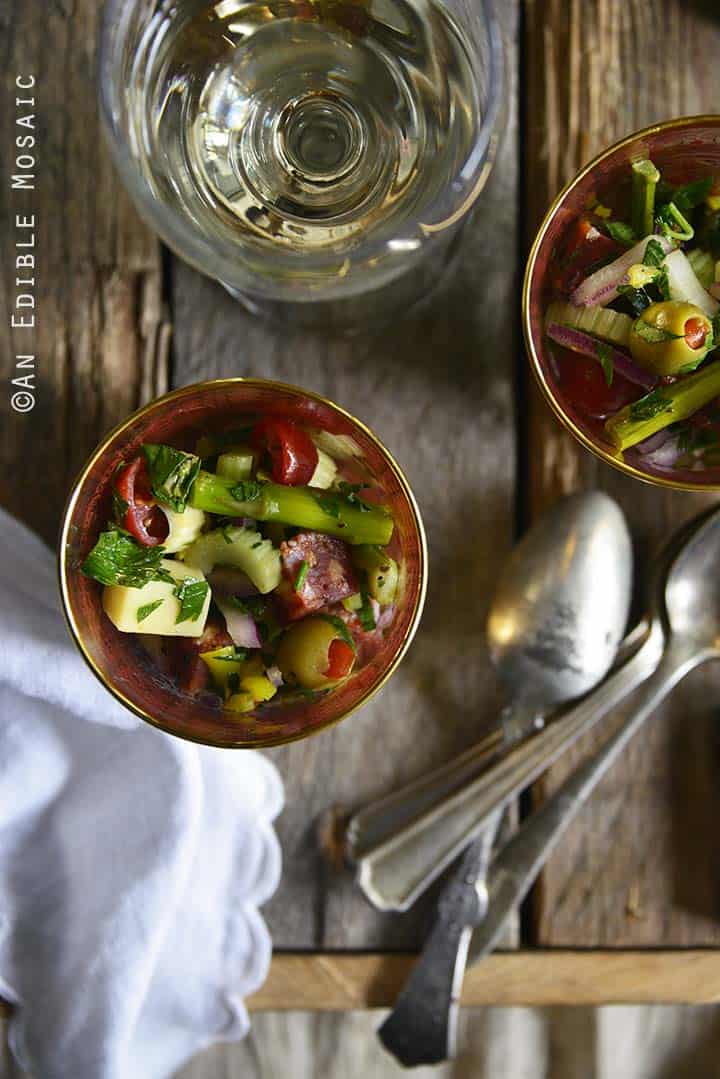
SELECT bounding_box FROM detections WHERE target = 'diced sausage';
[278,532,358,621]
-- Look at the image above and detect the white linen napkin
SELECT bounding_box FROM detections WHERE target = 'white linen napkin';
[0,508,284,1079]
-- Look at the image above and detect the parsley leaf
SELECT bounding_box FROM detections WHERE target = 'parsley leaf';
[81,530,173,588]
[633,320,683,345]
[606,220,636,246]
[111,489,129,524]
[672,177,714,214]
[629,389,673,421]
[230,480,264,503]
[174,577,209,624]
[643,238,667,268]
[142,444,201,513]
[294,560,309,592]
[318,484,376,521]
[136,599,163,623]
[357,593,376,632]
[596,341,614,386]
[320,615,357,654]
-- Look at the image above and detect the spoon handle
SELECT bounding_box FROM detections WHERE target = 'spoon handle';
[355,622,665,912]
[344,620,652,863]
[345,705,535,860]
[468,640,700,963]
[377,811,502,1067]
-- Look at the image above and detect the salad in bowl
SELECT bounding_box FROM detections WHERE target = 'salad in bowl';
[60,380,426,748]
[525,117,720,486]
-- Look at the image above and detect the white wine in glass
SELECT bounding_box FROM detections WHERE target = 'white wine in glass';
[100,0,503,322]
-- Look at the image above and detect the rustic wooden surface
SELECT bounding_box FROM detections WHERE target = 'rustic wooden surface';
[0,1,168,549]
[170,0,520,951]
[524,0,720,947]
[4,9,720,1079]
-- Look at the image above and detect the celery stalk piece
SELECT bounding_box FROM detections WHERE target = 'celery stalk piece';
[190,471,394,546]
[605,362,720,451]
[631,159,661,238]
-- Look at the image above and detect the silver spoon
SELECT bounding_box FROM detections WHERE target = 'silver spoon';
[379,505,717,1068]
[467,500,720,964]
[345,492,635,869]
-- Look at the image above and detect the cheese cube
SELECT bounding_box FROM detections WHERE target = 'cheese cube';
[102,559,210,637]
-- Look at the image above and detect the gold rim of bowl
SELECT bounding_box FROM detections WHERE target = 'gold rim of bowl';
[523,113,720,492]
[58,377,429,749]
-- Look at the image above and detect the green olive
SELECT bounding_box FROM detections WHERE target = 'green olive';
[276,617,350,690]
[628,301,713,376]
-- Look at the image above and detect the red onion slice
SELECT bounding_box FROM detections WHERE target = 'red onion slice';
[570,235,674,308]
[215,598,262,649]
[546,323,658,390]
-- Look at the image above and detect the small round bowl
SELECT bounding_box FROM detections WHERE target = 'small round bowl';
[59,379,427,749]
[524,115,720,490]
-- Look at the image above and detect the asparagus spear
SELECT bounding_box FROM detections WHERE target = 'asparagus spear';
[190,471,394,546]
[605,362,720,452]
[631,159,661,238]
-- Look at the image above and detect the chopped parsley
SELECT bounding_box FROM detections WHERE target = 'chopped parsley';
[596,341,614,386]
[318,483,377,521]
[142,444,201,513]
[230,480,264,503]
[221,524,235,544]
[111,489,129,524]
[633,320,683,345]
[173,577,209,624]
[81,529,173,588]
[357,593,376,632]
[320,615,357,654]
[605,220,636,247]
[672,177,714,215]
[136,599,163,623]
[643,238,667,268]
[294,560,309,592]
[629,389,673,421]
[639,238,671,298]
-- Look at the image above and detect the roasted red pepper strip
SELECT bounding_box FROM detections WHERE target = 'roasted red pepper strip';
[114,456,168,548]
[556,351,640,420]
[252,418,318,486]
[324,638,355,680]
[684,317,709,350]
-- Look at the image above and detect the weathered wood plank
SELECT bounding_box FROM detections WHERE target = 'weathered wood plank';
[247,951,720,1009]
[524,0,720,945]
[0,3,167,548]
[170,0,520,950]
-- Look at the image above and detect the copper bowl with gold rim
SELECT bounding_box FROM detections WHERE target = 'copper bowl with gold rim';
[524,115,720,490]
[59,379,427,749]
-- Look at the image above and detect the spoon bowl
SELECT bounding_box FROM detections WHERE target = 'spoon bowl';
[488,491,633,712]
[664,507,720,649]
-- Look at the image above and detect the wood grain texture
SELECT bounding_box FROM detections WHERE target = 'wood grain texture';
[247,951,720,1009]
[169,1,520,951]
[0,2,168,547]
[524,0,720,945]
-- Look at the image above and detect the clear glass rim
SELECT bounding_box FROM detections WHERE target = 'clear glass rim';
[98,0,505,294]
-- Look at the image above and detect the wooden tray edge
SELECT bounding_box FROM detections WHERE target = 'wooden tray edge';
[247,951,720,1010]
